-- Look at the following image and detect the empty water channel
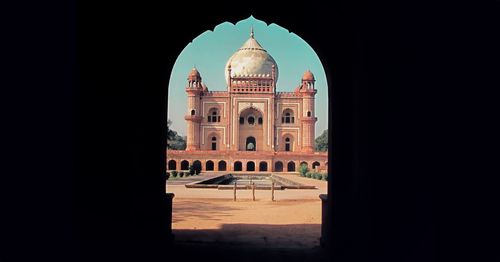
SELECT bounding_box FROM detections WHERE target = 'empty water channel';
[185,174,316,190]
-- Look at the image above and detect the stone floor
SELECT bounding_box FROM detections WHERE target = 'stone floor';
[166,172,327,249]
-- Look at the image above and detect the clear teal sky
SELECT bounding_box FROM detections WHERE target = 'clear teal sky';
[168,16,328,137]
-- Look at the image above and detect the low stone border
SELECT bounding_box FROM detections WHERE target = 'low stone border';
[217,184,284,190]
[271,174,317,189]
[185,173,315,190]
[185,174,232,188]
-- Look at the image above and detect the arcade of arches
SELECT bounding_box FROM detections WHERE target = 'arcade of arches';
[167,158,326,172]
[167,29,327,173]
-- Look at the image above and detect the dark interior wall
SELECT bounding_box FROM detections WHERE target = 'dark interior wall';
[69,1,432,260]
[9,1,500,262]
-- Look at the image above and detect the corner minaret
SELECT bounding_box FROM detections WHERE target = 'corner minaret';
[185,67,203,151]
[300,70,318,152]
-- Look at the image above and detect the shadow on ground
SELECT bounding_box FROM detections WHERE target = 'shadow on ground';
[173,223,321,249]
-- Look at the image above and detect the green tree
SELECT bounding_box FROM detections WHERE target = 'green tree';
[299,164,309,177]
[315,129,328,152]
[167,119,187,150]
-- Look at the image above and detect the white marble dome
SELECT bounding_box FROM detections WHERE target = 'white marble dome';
[224,31,278,85]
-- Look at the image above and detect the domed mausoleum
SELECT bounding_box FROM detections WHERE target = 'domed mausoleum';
[167,29,327,173]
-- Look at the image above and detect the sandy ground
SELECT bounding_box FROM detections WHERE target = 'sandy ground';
[167,173,327,249]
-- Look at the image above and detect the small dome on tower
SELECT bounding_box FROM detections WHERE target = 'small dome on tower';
[187,67,201,81]
[302,70,315,81]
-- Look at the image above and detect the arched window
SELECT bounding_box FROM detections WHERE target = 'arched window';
[287,161,296,172]
[239,117,244,124]
[282,109,294,124]
[285,137,292,152]
[208,108,220,122]
[307,111,311,117]
[191,109,195,116]
[312,161,320,170]
[211,136,217,150]
[258,117,263,125]
[248,116,255,125]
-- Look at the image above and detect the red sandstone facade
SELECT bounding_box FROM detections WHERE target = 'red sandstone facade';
[167,30,327,173]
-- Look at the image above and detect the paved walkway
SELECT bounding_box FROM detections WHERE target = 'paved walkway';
[167,173,328,249]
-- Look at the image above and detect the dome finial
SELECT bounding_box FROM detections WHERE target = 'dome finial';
[250,25,254,38]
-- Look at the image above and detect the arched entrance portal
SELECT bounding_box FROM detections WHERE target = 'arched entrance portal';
[239,106,263,151]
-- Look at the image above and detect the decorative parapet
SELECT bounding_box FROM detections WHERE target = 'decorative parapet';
[203,91,229,97]
[276,92,302,98]
[166,150,327,158]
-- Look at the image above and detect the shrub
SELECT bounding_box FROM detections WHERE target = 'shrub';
[299,164,309,177]
[322,173,328,181]
[316,173,323,180]
[306,172,313,178]
[171,171,178,178]
[179,172,185,178]
[189,165,195,176]
[312,172,319,179]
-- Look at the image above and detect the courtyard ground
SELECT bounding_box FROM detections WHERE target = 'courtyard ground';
[166,173,327,249]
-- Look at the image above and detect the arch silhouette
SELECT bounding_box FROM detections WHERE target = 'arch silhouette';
[247,161,255,171]
[234,161,242,171]
[274,161,283,172]
[168,160,176,171]
[259,161,268,171]
[218,160,227,171]
[180,160,189,170]
[206,160,214,171]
